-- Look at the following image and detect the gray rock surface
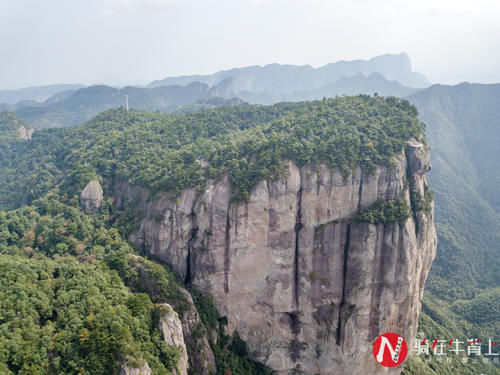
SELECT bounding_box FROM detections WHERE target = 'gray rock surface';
[120,362,152,375]
[115,141,437,375]
[158,303,189,375]
[178,287,217,375]
[125,255,216,374]
[17,125,34,140]
[80,180,103,210]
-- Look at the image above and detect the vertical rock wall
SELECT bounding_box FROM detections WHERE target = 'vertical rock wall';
[116,140,436,374]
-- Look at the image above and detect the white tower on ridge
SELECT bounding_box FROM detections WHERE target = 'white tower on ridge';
[125,94,129,112]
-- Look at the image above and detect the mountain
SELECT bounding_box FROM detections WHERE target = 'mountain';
[8,70,418,128]
[1,60,499,373]
[0,111,33,142]
[401,83,500,374]
[0,111,33,155]
[211,72,418,104]
[149,52,430,92]
[118,124,436,374]
[289,72,417,101]
[0,83,85,105]
[409,83,500,294]
[8,73,416,129]
[11,82,216,128]
[0,97,436,374]
[1,54,428,129]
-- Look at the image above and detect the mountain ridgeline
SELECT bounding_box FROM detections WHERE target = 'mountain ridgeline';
[0,96,437,374]
[149,52,430,91]
[0,53,427,129]
[0,83,245,129]
[0,83,85,105]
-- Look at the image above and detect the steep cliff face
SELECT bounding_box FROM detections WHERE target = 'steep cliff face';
[125,254,217,373]
[177,288,217,375]
[158,304,189,375]
[114,140,436,374]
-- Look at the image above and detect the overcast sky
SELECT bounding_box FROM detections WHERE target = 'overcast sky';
[1,0,500,89]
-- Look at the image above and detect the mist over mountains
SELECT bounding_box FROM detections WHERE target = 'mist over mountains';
[0,53,429,129]
[149,52,430,91]
[0,84,84,105]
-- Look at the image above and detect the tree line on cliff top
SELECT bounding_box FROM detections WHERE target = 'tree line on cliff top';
[0,95,425,210]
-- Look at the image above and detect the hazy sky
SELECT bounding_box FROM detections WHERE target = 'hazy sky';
[1,0,500,89]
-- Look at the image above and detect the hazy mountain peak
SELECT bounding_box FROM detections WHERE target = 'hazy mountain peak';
[0,84,86,105]
[149,53,430,93]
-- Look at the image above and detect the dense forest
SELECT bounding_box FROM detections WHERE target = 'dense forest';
[0,194,184,374]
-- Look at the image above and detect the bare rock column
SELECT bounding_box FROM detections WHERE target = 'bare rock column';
[80,180,103,210]
[158,303,189,375]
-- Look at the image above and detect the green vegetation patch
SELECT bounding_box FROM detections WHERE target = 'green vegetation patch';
[0,255,181,375]
[0,194,190,374]
[353,197,411,224]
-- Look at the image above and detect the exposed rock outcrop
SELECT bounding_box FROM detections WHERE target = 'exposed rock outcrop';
[80,180,103,210]
[125,255,217,374]
[158,303,189,375]
[17,125,34,140]
[120,362,152,375]
[178,287,217,375]
[405,138,431,176]
[209,77,240,99]
[115,141,437,374]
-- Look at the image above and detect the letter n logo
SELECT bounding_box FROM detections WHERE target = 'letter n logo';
[373,332,408,367]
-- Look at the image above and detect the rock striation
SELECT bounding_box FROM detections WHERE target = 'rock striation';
[115,140,437,374]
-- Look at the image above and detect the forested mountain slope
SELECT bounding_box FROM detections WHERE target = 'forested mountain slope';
[6,83,218,129]
[409,83,500,296]
[400,83,500,374]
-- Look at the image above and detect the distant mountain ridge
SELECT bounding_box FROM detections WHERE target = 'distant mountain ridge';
[0,84,85,105]
[5,82,218,128]
[4,73,419,128]
[149,52,430,91]
[1,53,429,128]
